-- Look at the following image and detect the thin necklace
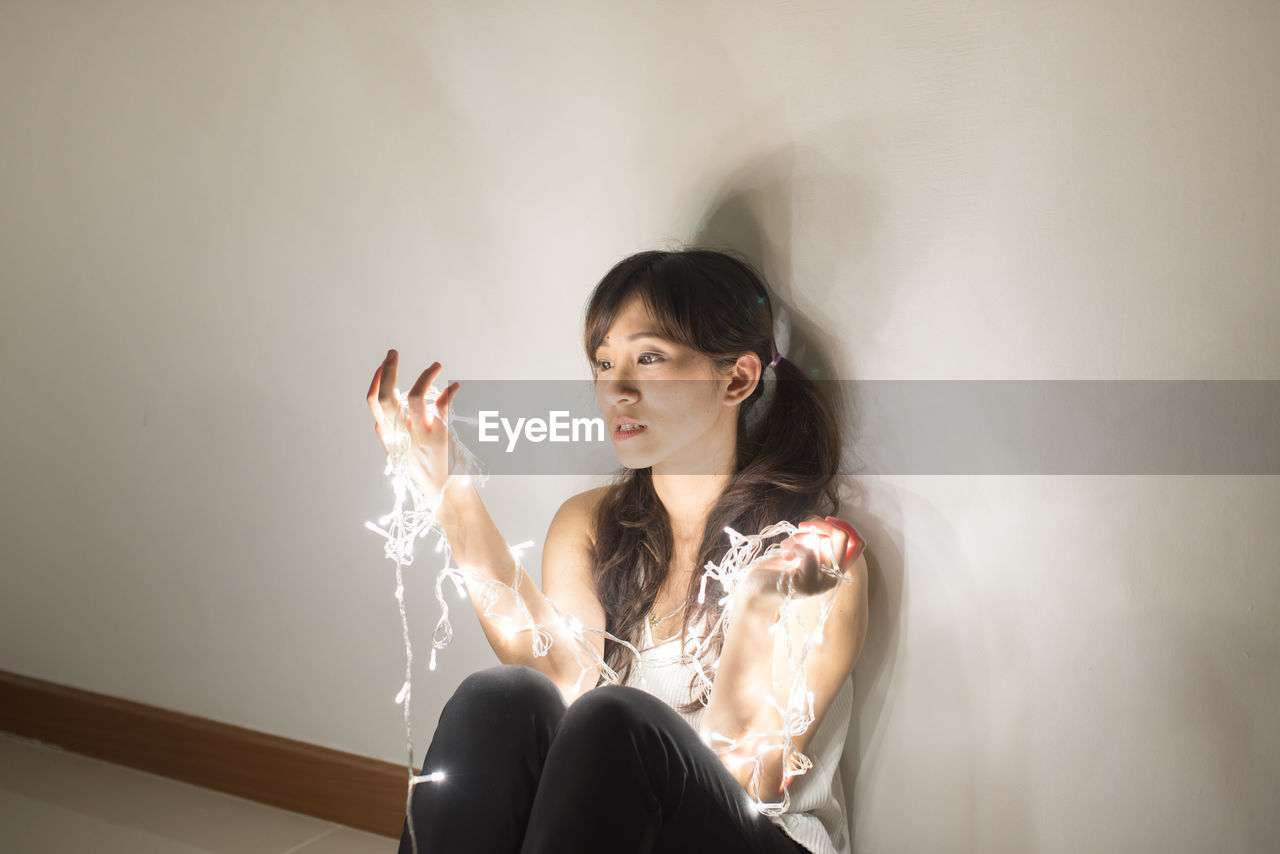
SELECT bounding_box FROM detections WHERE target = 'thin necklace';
[648,601,686,629]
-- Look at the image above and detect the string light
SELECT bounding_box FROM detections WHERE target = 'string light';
[367,387,852,852]
[363,387,488,854]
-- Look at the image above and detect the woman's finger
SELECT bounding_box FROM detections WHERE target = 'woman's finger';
[407,362,442,401]
[814,532,838,573]
[435,381,460,425]
[786,529,825,587]
[377,350,399,413]
[366,364,382,406]
[406,360,438,405]
[795,518,833,556]
[796,545,824,593]
[367,364,384,423]
[826,527,849,571]
[407,364,445,439]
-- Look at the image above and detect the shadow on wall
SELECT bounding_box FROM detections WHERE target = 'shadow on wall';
[685,139,994,850]
[691,139,879,477]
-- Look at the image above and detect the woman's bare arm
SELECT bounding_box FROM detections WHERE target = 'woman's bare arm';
[704,545,868,805]
[367,351,604,700]
[436,481,605,701]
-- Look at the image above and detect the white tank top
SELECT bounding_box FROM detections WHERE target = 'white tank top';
[622,622,853,854]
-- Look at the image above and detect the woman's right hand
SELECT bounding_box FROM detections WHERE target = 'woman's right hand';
[366,349,461,500]
[740,517,866,603]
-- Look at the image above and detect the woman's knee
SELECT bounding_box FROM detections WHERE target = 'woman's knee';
[560,684,666,740]
[544,685,697,787]
[444,664,565,727]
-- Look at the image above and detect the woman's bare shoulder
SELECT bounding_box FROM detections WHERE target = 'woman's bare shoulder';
[541,486,611,598]
[548,485,611,547]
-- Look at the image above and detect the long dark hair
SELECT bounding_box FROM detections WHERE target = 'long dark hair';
[582,248,843,710]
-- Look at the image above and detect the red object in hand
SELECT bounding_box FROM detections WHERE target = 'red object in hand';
[824,516,866,565]
[793,517,865,571]
[790,516,866,569]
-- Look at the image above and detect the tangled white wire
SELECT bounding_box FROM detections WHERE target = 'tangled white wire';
[365,388,849,854]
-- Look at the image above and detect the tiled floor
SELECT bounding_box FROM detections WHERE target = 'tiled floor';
[0,732,394,853]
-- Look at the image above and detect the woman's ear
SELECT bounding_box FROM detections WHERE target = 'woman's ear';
[723,352,764,404]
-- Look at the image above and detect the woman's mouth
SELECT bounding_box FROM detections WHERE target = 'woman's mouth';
[614,423,647,440]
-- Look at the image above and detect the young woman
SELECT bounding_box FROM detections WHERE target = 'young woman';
[368,249,868,854]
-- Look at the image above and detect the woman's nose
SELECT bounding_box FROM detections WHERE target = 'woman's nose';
[599,375,639,406]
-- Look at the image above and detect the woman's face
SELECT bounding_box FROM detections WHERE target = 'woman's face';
[592,295,741,474]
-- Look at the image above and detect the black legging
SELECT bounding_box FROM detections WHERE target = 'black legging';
[397,664,811,854]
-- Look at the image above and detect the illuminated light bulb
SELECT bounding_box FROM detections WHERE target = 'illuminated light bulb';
[798,531,822,557]
[424,770,446,783]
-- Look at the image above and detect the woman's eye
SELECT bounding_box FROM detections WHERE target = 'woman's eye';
[593,353,663,373]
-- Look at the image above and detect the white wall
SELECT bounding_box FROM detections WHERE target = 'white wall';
[2,2,1277,851]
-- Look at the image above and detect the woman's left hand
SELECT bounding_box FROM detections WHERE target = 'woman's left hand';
[742,517,867,603]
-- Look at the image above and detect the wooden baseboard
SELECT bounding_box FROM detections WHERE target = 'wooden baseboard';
[0,669,410,838]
